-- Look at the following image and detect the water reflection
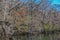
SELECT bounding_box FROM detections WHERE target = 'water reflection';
[12,33,60,40]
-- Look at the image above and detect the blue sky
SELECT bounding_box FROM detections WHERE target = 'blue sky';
[20,0,41,4]
[20,0,28,3]
[34,0,41,4]
[50,0,60,11]
[20,0,60,11]
[20,0,60,5]
[51,0,60,4]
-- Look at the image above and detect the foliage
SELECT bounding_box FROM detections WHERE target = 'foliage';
[44,22,53,31]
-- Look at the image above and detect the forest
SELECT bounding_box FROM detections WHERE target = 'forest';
[0,0,60,40]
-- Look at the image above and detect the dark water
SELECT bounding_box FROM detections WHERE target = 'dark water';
[13,33,60,40]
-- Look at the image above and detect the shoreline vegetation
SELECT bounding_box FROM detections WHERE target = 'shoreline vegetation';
[0,21,60,35]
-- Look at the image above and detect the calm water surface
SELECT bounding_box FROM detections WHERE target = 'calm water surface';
[13,33,60,40]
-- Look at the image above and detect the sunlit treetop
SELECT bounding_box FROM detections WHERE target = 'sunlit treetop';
[50,0,60,11]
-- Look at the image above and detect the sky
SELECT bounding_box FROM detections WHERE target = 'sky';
[20,0,60,5]
[51,0,60,11]
[20,0,28,3]
[20,0,41,4]
[34,0,41,4]
[51,0,60,4]
[20,0,60,11]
